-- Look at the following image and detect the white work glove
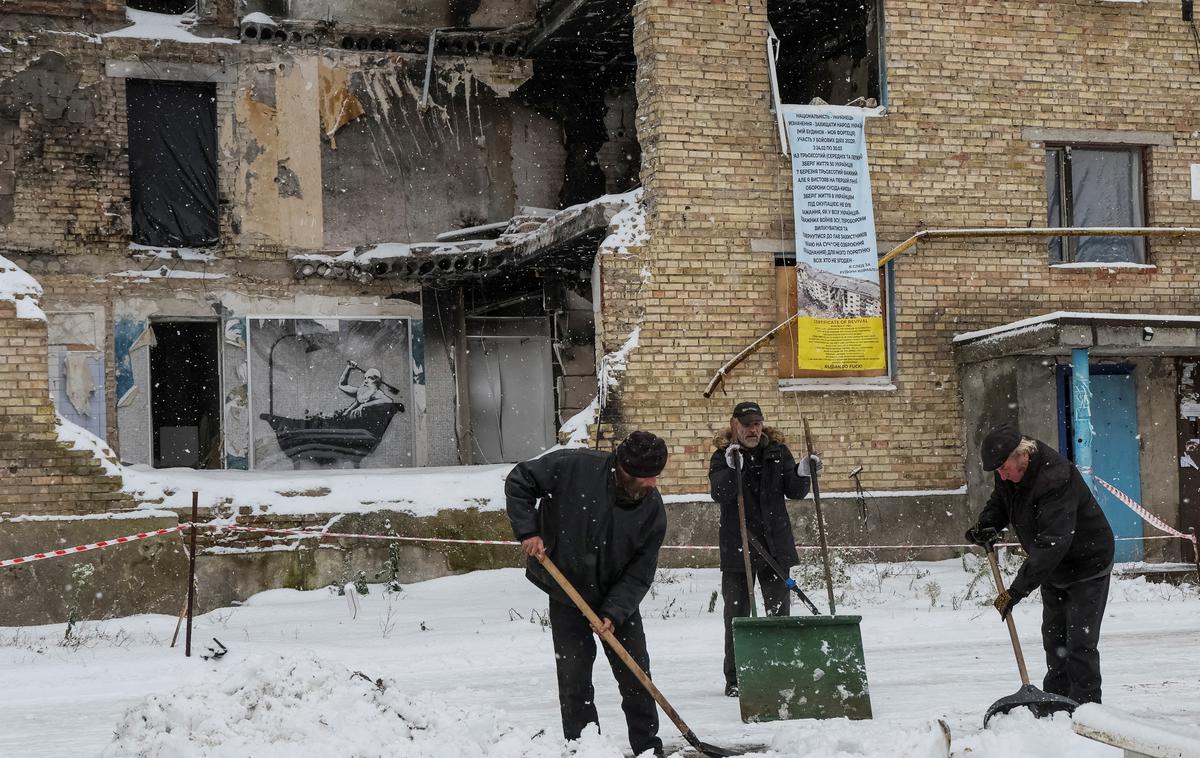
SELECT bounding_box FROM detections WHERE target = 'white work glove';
[797,454,823,478]
[724,444,743,470]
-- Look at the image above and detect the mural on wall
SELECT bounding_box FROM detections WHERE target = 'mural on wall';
[248,318,412,470]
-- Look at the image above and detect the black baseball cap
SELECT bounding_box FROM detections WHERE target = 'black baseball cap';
[732,401,764,423]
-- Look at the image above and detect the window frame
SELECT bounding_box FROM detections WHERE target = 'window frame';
[1045,143,1148,265]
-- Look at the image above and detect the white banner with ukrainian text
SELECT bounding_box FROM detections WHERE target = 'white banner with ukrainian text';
[783,104,886,375]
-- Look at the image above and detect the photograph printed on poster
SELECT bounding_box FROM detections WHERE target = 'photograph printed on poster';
[248,318,412,470]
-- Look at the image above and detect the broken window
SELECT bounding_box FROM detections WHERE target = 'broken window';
[126,79,218,248]
[1046,146,1146,264]
[769,0,884,106]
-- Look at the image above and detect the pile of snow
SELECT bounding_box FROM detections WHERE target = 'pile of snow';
[599,188,648,255]
[103,9,238,44]
[103,652,633,758]
[597,327,640,410]
[240,12,277,26]
[121,462,516,517]
[0,254,44,320]
[55,414,122,476]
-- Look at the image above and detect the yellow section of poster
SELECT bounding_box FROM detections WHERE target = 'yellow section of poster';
[796,316,886,372]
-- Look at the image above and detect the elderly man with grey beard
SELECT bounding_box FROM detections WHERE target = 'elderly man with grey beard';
[708,401,820,698]
[966,423,1115,705]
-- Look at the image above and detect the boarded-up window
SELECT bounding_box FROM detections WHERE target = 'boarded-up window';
[126,79,218,247]
[1046,146,1146,264]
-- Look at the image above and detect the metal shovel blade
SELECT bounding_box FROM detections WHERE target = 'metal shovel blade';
[984,683,1078,726]
[682,730,744,757]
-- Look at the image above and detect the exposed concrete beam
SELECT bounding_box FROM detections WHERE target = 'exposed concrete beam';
[526,0,589,54]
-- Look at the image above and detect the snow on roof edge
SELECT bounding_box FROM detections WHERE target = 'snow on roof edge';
[954,311,1200,344]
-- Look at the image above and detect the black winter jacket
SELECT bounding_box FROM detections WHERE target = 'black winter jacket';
[976,441,1115,599]
[708,430,811,573]
[505,449,667,625]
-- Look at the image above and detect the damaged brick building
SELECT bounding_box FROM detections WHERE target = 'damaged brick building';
[1,0,641,479]
[2,0,1199,619]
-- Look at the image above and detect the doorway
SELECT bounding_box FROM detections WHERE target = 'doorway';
[150,321,222,469]
[466,318,555,463]
[1057,365,1144,562]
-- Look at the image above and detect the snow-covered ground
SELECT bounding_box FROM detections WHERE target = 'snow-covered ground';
[1,557,1196,757]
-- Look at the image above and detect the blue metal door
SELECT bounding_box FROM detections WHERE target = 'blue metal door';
[1057,366,1144,562]
[1089,372,1144,562]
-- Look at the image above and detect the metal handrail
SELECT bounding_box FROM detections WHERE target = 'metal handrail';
[702,226,1200,397]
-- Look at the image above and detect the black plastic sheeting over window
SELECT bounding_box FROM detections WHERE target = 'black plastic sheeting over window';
[1045,146,1146,264]
[126,79,218,248]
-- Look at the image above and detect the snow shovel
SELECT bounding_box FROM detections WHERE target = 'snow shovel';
[536,553,742,758]
[982,542,1078,726]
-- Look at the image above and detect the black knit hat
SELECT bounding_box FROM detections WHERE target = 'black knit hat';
[616,431,669,478]
[981,423,1021,472]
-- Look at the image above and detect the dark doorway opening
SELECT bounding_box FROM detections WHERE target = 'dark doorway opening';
[151,321,222,469]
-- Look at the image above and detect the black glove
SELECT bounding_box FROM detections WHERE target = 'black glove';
[993,589,1021,620]
[965,525,1000,548]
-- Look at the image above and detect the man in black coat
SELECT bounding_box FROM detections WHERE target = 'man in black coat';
[506,431,669,758]
[708,401,819,697]
[966,423,1115,704]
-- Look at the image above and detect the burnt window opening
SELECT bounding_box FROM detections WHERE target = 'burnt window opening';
[516,64,640,207]
[1046,146,1147,264]
[150,321,222,469]
[126,0,195,14]
[769,0,884,106]
[126,79,219,248]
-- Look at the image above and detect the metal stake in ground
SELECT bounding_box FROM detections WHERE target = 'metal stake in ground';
[185,491,198,658]
[802,417,837,616]
[536,554,742,758]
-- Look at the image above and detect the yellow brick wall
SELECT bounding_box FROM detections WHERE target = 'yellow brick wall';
[619,0,1200,495]
[0,300,134,515]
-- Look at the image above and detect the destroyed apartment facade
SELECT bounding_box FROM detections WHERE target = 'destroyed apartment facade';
[1,0,1199,613]
[1,0,644,478]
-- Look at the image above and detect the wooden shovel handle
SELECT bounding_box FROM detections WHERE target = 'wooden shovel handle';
[536,554,698,744]
[985,546,1030,686]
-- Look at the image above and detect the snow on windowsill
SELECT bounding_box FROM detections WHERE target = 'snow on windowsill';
[1050,261,1155,270]
[779,378,896,393]
[106,268,226,281]
[129,243,217,262]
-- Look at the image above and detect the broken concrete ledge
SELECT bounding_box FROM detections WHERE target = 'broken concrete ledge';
[188,490,971,612]
[0,514,188,626]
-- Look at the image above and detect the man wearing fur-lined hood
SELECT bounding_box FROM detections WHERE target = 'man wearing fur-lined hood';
[708,401,822,697]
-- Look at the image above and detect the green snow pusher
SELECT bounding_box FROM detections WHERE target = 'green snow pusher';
[733,614,873,722]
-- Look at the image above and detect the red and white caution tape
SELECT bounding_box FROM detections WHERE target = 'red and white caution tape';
[1092,474,1199,551]
[0,525,185,569]
[4,487,1194,571]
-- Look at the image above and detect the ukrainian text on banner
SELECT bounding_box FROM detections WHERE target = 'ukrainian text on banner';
[783,104,885,376]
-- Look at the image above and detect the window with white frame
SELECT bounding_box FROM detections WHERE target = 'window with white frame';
[1045,145,1146,264]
